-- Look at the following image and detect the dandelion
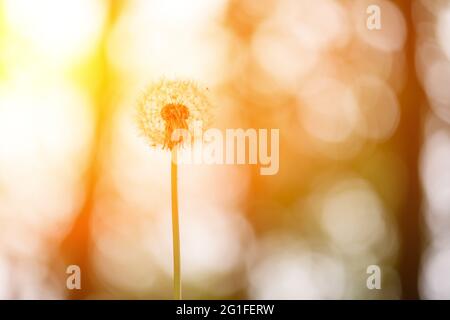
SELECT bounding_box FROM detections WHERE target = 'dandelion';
[137,79,213,150]
[136,79,213,299]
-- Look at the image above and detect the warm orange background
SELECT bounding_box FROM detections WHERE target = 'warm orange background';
[0,0,449,299]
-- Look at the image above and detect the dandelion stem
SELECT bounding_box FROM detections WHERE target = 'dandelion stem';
[171,147,182,300]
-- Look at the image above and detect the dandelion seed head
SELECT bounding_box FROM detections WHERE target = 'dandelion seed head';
[136,79,213,149]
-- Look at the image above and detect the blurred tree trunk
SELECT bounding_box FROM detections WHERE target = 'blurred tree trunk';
[396,0,423,300]
[58,0,122,299]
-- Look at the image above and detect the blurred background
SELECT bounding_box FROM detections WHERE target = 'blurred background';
[0,0,449,299]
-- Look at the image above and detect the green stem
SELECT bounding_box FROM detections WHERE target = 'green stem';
[171,148,181,299]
